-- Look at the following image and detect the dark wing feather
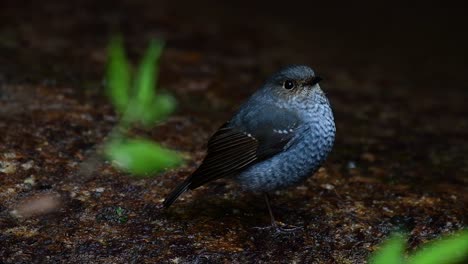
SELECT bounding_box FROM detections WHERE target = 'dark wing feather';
[163,104,301,208]
[187,127,259,189]
[163,126,258,208]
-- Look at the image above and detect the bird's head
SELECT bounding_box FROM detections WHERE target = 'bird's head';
[261,65,329,109]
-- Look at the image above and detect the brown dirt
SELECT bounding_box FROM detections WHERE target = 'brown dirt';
[1,1,467,263]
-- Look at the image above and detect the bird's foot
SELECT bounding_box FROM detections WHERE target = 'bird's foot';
[253,221,303,234]
[274,222,303,233]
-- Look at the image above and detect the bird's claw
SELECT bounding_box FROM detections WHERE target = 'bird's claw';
[253,221,303,234]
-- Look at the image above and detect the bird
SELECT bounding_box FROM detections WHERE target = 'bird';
[163,65,335,228]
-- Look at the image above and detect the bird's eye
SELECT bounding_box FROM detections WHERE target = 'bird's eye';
[283,80,295,90]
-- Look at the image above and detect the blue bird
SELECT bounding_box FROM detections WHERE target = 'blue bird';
[163,65,335,227]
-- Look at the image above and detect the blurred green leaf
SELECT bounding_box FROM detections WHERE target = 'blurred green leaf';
[370,234,406,264]
[142,93,177,125]
[407,230,468,264]
[131,39,164,123]
[103,36,181,177]
[106,36,131,113]
[104,138,182,176]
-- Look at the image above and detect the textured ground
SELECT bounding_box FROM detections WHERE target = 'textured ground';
[0,1,467,263]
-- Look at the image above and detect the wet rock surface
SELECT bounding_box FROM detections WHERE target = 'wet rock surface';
[1,1,467,263]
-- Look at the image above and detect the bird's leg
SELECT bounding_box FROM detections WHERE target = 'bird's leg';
[264,193,277,227]
[255,192,302,233]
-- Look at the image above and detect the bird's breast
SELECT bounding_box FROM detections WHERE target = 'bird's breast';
[237,104,335,192]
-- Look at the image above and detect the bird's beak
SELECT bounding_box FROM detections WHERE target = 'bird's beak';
[310,76,322,86]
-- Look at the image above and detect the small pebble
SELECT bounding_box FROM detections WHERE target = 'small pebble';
[347,161,357,169]
[23,175,36,186]
[11,193,61,218]
[21,160,35,170]
[0,161,17,174]
[320,183,335,190]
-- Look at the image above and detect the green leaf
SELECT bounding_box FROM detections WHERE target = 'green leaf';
[115,207,128,223]
[141,93,177,126]
[370,234,406,264]
[133,39,164,113]
[104,138,182,176]
[153,93,176,117]
[106,36,131,113]
[407,230,468,264]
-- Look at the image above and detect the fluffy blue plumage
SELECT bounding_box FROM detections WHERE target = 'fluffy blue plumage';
[236,100,335,191]
[163,65,335,208]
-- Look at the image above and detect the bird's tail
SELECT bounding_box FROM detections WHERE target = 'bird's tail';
[163,180,191,208]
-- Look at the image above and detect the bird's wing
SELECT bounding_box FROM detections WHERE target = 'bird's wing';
[187,104,301,189]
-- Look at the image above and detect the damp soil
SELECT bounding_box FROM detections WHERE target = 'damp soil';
[0,1,467,263]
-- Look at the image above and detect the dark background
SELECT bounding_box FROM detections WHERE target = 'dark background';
[1,1,467,263]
